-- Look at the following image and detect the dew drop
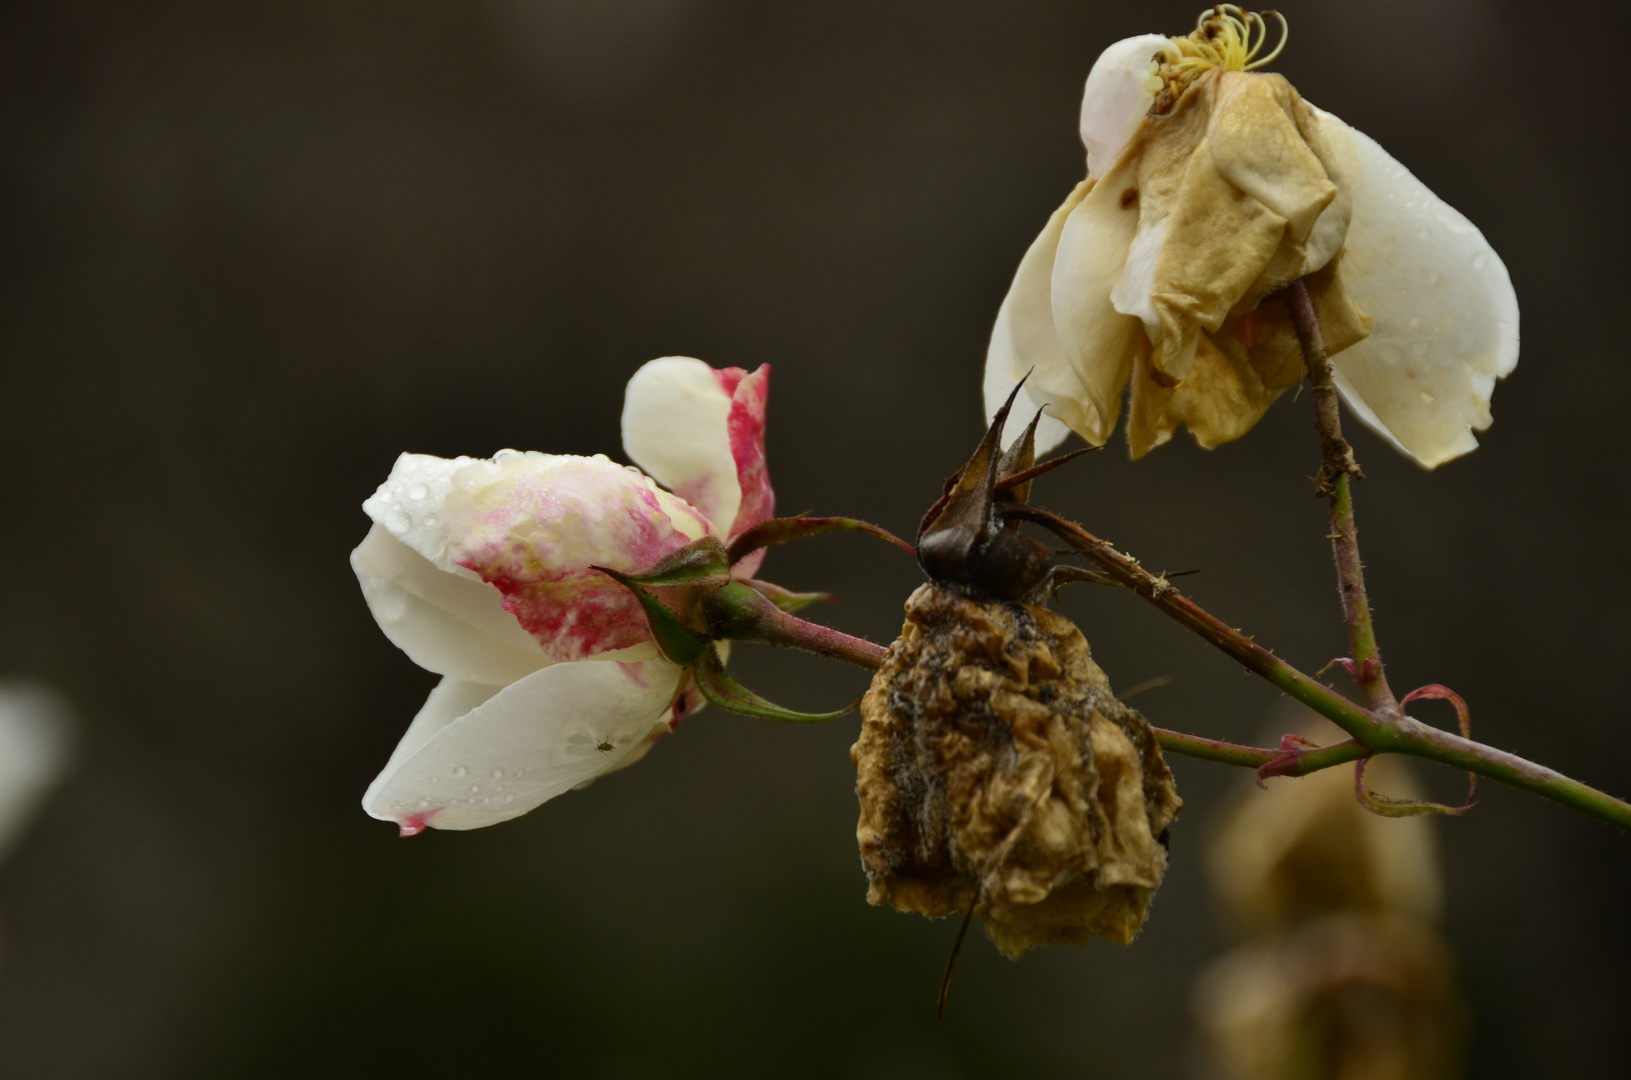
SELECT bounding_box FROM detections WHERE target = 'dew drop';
[385,509,411,536]
[468,785,480,794]
[1471,252,1489,271]
[452,765,467,778]
[407,482,430,501]
[501,794,516,804]
[491,768,505,780]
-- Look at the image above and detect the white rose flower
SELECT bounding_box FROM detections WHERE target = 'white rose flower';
[353,357,773,834]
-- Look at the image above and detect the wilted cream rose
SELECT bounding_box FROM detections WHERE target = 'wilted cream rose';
[984,7,1518,467]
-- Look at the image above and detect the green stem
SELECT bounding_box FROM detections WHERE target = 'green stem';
[1152,728,1367,775]
[1005,504,1631,831]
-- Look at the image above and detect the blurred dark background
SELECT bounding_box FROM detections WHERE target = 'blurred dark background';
[1,0,1627,1076]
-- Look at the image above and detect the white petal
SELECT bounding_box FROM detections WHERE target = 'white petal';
[1051,161,1146,440]
[363,656,682,832]
[0,681,72,863]
[1315,109,1520,469]
[984,181,1101,452]
[982,316,1072,454]
[352,524,551,686]
[1079,34,1172,179]
[621,356,741,535]
[362,452,477,574]
[1108,216,1166,338]
[364,678,502,803]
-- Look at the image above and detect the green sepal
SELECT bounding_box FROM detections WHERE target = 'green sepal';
[726,514,914,566]
[692,644,857,724]
[742,577,834,613]
[620,537,732,589]
[592,566,709,667]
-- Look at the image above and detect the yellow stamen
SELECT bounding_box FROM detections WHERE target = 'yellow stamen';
[1152,6,1289,114]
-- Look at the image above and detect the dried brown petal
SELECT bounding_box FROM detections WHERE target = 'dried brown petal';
[852,583,1181,957]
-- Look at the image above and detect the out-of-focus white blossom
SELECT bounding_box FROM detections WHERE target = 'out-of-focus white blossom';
[0,681,73,865]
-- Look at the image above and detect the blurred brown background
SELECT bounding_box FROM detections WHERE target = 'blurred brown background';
[1,0,1627,1076]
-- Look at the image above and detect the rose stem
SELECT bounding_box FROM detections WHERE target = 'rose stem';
[1285,279,1394,711]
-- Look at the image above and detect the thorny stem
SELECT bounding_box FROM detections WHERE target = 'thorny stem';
[1149,727,1368,775]
[1286,280,1394,710]
[1003,504,1631,830]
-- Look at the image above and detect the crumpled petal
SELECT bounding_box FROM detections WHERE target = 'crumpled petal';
[1315,110,1519,469]
[352,524,550,686]
[621,356,775,541]
[363,653,682,832]
[363,450,710,664]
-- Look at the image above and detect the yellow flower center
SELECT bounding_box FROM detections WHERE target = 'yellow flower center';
[1153,5,1289,114]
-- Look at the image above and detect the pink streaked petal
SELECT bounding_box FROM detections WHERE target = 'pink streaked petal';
[622,356,774,541]
[723,364,774,541]
[443,452,709,662]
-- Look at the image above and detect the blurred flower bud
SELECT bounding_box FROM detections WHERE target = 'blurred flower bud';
[1195,712,1465,1080]
[1208,719,1443,937]
[1194,912,1465,1080]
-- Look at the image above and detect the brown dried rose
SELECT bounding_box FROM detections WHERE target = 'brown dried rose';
[852,582,1182,957]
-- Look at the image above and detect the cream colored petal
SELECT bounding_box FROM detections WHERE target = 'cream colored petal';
[1316,109,1519,468]
[984,180,1096,451]
[363,654,681,832]
[1208,74,1337,249]
[1078,34,1171,179]
[1051,160,1145,442]
[351,524,551,687]
[621,356,742,536]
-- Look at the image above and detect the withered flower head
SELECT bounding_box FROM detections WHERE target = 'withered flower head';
[852,393,1181,957]
[984,5,1518,468]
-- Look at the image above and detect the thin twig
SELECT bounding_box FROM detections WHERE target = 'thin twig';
[1286,280,1393,711]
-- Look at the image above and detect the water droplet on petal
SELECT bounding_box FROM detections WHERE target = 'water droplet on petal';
[491,768,504,780]
[385,509,411,536]
[452,765,467,778]
[407,482,429,500]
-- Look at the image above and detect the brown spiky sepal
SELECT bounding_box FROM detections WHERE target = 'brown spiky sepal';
[917,384,1093,601]
[853,583,1182,957]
